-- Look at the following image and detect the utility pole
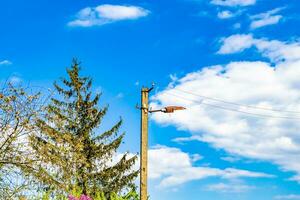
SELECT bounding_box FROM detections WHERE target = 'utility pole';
[139,85,185,200]
[140,87,151,200]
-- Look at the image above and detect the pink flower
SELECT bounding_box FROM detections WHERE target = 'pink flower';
[68,194,92,200]
[68,195,78,200]
[79,195,92,200]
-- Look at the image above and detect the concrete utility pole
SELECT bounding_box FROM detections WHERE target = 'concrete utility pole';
[140,87,152,200]
[139,86,185,200]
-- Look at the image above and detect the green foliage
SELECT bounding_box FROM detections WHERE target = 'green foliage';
[28,60,139,197]
[32,191,68,200]
[33,188,139,200]
[95,190,139,200]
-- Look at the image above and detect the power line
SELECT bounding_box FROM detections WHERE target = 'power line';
[163,92,300,120]
[173,88,300,114]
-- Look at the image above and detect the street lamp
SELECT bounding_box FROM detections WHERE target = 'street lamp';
[139,86,185,200]
[149,106,186,113]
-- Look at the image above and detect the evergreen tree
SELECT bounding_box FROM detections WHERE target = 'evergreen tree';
[29,60,138,196]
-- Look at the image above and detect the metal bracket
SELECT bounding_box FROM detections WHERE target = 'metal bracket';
[147,82,155,93]
[136,103,149,113]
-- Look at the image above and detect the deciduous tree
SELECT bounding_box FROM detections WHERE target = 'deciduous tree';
[0,82,40,199]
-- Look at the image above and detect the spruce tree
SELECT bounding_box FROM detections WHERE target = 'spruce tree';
[29,60,138,196]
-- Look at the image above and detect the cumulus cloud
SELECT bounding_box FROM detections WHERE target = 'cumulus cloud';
[250,8,284,29]
[0,60,12,66]
[217,34,254,54]
[218,34,300,63]
[151,35,300,184]
[148,146,273,188]
[68,4,149,27]
[211,0,256,7]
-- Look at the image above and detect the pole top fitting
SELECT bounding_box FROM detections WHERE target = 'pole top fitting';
[142,82,155,93]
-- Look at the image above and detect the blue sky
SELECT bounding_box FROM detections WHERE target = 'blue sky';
[1,0,300,199]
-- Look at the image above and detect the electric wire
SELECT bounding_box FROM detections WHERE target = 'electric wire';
[173,88,300,114]
[163,91,300,120]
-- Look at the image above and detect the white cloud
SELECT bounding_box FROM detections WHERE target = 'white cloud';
[218,34,300,63]
[172,135,202,143]
[217,34,254,54]
[0,60,12,66]
[151,36,300,185]
[217,10,235,19]
[221,156,241,162]
[206,182,254,193]
[251,15,282,29]
[68,4,149,27]
[148,146,273,188]
[250,8,284,29]
[211,0,256,7]
[275,195,300,200]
